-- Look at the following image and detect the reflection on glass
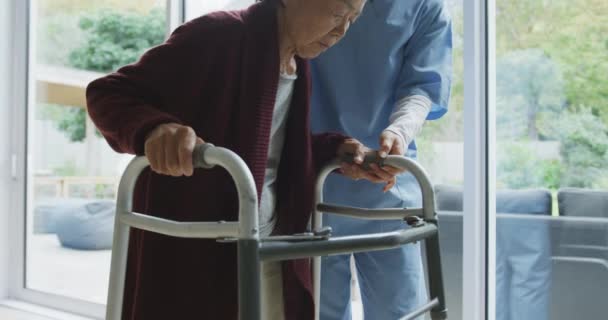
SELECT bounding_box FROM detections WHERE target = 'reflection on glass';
[495,0,608,319]
[417,0,465,319]
[27,0,167,303]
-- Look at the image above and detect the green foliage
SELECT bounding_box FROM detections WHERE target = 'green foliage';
[558,108,608,188]
[541,159,562,190]
[68,8,165,72]
[496,49,566,140]
[42,8,165,141]
[497,142,563,189]
[56,107,87,142]
[40,104,101,142]
[496,0,608,124]
[37,13,84,67]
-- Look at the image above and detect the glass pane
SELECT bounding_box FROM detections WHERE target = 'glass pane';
[185,0,254,21]
[27,0,167,304]
[420,0,465,319]
[495,0,608,319]
[342,1,466,318]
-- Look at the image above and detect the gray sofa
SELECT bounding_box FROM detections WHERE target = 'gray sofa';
[435,186,552,320]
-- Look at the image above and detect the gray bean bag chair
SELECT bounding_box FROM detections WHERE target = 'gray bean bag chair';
[33,198,93,234]
[55,200,116,250]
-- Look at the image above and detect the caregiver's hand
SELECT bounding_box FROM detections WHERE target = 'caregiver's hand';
[337,138,397,191]
[371,130,411,191]
[144,123,205,177]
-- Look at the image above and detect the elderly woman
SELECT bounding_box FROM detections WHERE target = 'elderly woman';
[86,0,377,319]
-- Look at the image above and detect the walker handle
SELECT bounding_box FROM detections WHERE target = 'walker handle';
[192,143,216,169]
[340,151,386,170]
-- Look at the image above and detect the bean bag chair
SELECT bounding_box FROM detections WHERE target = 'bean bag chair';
[33,198,92,234]
[55,200,116,250]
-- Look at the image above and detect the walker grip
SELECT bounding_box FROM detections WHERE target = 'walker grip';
[192,143,216,169]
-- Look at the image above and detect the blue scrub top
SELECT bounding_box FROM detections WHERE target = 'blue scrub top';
[311,0,453,208]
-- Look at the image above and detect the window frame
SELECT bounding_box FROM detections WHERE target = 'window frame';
[462,0,495,318]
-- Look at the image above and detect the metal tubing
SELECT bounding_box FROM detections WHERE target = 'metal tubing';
[399,298,440,320]
[426,235,448,319]
[316,203,423,220]
[260,224,437,262]
[106,144,259,320]
[119,212,239,239]
[312,155,440,320]
[238,239,261,320]
[381,156,436,221]
[195,145,259,239]
[106,156,148,320]
[312,161,336,320]
[105,217,131,320]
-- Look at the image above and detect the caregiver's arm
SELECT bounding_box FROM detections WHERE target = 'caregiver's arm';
[373,96,431,190]
[381,95,431,157]
[378,0,452,169]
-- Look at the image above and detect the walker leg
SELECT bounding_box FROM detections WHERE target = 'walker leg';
[313,256,322,320]
[426,234,448,319]
[238,239,261,320]
[106,221,130,320]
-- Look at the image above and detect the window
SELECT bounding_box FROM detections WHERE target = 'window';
[416,0,466,319]
[22,0,170,315]
[494,0,608,319]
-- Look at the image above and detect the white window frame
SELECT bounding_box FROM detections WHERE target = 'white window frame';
[2,1,186,318]
[463,0,495,319]
[0,0,18,305]
[2,0,496,319]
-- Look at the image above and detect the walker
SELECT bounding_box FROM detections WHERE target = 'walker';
[105,143,448,320]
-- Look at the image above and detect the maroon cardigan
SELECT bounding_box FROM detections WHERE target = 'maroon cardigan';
[86,2,346,319]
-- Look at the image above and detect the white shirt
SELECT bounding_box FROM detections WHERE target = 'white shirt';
[259,72,297,237]
[385,95,432,148]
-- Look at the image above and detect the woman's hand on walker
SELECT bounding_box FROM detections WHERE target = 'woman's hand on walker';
[144,123,205,177]
[337,138,397,191]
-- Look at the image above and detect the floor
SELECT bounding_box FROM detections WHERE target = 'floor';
[23,234,365,319]
[0,303,360,320]
[27,234,110,304]
[0,307,52,320]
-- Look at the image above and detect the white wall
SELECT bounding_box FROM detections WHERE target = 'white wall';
[0,0,15,299]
